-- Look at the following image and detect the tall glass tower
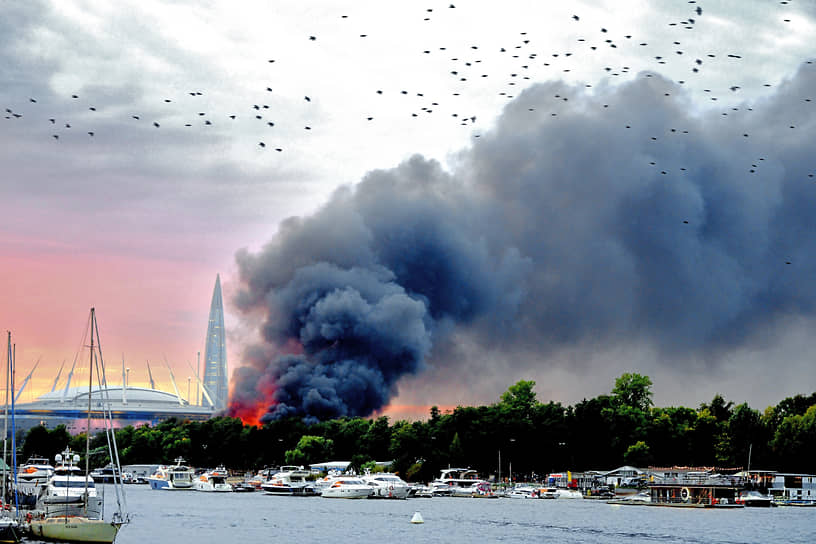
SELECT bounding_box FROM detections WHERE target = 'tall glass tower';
[203,274,228,411]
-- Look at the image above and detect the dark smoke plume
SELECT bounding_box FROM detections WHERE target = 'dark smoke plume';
[233,66,816,422]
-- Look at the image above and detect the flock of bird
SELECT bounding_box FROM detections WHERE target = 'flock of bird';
[2,1,814,208]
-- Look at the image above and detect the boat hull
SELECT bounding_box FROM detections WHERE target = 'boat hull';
[147,478,192,491]
[28,517,121,544]
[0,517,21,543]
[321,487,372,499]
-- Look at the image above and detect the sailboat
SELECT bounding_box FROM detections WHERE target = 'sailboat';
[28,308,130,543]
[0,332,21,543]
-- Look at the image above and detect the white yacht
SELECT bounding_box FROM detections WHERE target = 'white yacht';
[147,457,195,490]
[361,472,410,499]
[432,468,487,497]
[37,449,103,519]
[320,477,374,499]
[194,466,233,492]
[18,455,55,484]
[261,466,316,496]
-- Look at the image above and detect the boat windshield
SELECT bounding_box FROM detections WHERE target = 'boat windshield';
[52,481,95,488]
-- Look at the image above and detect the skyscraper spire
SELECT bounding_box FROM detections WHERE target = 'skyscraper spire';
[203,274,228,411]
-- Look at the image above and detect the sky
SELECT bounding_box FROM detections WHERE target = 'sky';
[2,1,816,420]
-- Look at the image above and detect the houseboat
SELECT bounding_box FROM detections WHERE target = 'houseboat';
[645,471,745,508]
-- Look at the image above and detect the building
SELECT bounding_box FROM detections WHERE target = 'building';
[13,385,215,433]
[13,276,227,432]
[202,274,228,411]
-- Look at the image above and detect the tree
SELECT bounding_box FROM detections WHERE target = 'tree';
[285,435,334,466]
[612,373,653,411]
[623,441,653,467]
[500,380,538,416]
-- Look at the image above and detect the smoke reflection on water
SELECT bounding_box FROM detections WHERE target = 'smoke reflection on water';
[24,485,812,544]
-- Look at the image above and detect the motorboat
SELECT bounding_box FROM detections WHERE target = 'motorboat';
[555,488,583,499]
[607,491,652,505]
[320,477,374,499]
[18,455,54,484]
[431,468,486,497]
[89,464,121,484]
[261,466,316,496]
[537,487,559,499]
[469,481,498,498]
[735,490,775,507]
[409,484,435,498]
[361,472,410,499]
[507,486,541,499]
[194,466,233,492]
[37,449,103,519]
[147,457,195,490]
[232,481,257,493]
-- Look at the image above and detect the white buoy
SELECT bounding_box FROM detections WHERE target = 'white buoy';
[410,512,424,524]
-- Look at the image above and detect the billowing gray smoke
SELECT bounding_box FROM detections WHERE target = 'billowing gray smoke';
[233,65,816,422]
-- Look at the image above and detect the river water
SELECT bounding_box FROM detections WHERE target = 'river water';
[25,485,815,544]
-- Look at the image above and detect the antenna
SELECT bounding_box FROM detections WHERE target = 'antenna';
[196,351,200,406]
[121,354,127,405]
[61,356,79,403]
[50,359,66,392]
[162,356,184,406]
[146,360,156,390]
[14,357,41,403]
[186,360,215,408]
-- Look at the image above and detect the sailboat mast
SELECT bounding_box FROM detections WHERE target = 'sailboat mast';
[2,332,8,506]
[85,308,94,516]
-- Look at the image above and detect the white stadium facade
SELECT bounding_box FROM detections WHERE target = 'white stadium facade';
[15,385,216,433]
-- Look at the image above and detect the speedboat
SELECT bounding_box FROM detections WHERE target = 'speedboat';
[361,472,410,499]
[261,466,317,496]
[147,457,195,490]
[18,455,55,484]
[37,449,103,519]
[320,477,374,499]
[194,466,233,492]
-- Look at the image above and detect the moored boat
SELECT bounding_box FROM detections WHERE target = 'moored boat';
[37,449,104,519]
[320,477,373,499]
[735,489,775,507]
[26,309,129,543]
[18,456,54,485]
[361,472,410,499]
[431,468,487,497]
[28,517,120,544]
[193,466,233,492]
[147,458,195,490]
[639,472,745,508]
[261,466,316,496]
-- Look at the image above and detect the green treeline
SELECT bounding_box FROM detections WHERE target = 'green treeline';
[19,374,816,480]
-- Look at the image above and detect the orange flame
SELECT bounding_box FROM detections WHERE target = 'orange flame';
[229,399,271,427]
[228,380,278,427]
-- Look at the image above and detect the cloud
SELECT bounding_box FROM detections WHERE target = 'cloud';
[232,63,816,420]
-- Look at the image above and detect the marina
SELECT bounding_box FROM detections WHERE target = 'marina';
[89,483,815,544]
